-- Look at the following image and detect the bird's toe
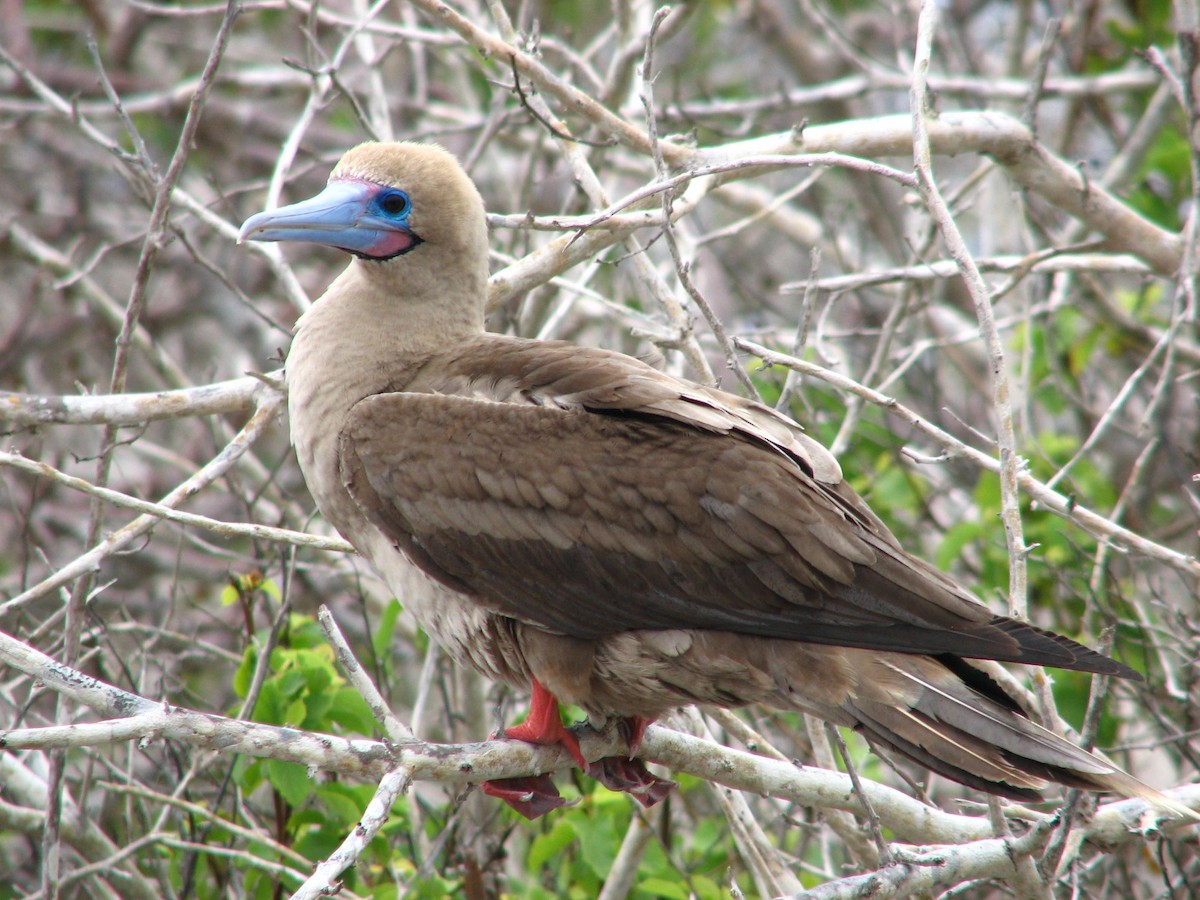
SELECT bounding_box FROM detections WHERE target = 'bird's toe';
[480,775,575,819]
[585,756,675,808]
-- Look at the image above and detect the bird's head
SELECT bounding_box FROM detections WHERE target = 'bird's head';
[239,141,488,265]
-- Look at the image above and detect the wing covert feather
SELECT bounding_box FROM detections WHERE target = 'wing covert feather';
[408,337,848,485]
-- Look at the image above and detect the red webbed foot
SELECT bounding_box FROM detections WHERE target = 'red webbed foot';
[480,775,571,819]
[481,679,585,819]
[578,715,675,809]
[483,690,674,816]
[584,756,675,807]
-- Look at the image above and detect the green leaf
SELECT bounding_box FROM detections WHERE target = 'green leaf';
[529,818,577,871]
[299,652,335,693]
[275,669,309,700]
[288,614,326,649]
[315,784,369,828]
[1066,324,1102,378]
[936,521,982,571]
[372,599,403,658]
[236,758,264,794]
[232,648,256,699]
[405,874,455,899]
[253,680,283,725]
[577,807,620,880]
[268,645,290,673]
[284,697,307,726]
[266,759,313,808]
[292,822,344,864]
[688,875,725,900]
[635,878,690,900]
[303,689,334,728]
[327,687,377,735]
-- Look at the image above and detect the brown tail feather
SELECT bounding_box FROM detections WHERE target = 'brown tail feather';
[845,657,1197,819]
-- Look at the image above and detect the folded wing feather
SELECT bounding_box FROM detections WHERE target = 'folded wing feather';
[338,339,1132,677]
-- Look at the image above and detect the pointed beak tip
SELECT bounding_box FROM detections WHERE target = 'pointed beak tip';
[237,215,266,244]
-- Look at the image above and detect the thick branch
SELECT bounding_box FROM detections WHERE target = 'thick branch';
[2,625,1194,851]
[701,111,1182,275]
[0,375,274,428]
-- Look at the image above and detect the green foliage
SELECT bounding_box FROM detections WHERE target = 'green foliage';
[501,780,737,898]
[930,438,1114,616]
[228,611,394,894]
[1128,125,1193,229]
[372,598,405,660]
[754,356,932,547]
[1096,1,1191,228]
[747,359,783,406]
[1049,670,1121,746]
[859,448,927,523]
[1105,0,1175,53]
[221,571,282,607]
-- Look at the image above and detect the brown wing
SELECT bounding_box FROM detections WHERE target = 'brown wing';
[338,365,1131,676]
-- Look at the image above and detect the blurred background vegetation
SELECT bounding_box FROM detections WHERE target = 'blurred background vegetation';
[0,0,1197,897]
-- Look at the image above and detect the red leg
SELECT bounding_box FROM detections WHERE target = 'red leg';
[500,678,587,768]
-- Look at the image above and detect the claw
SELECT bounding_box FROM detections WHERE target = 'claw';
[479,679,580,818]
[616,715,653,756]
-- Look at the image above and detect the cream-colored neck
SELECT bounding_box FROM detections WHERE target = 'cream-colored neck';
[283,249,488,523]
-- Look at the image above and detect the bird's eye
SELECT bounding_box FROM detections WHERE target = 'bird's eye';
[378,190,411,217]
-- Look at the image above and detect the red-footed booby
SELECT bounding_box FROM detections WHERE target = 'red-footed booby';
[239,141,1192,820]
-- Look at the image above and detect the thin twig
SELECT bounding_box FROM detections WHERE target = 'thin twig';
[0,451,352,553]
[912,0,1029,619]
[825,723,893,865]
[0,390,286,617]
[734,338,1200,578]
[317,606,414,743]
[291,766,412,900]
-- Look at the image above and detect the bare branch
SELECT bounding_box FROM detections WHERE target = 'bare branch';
[735,338,1200,578]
